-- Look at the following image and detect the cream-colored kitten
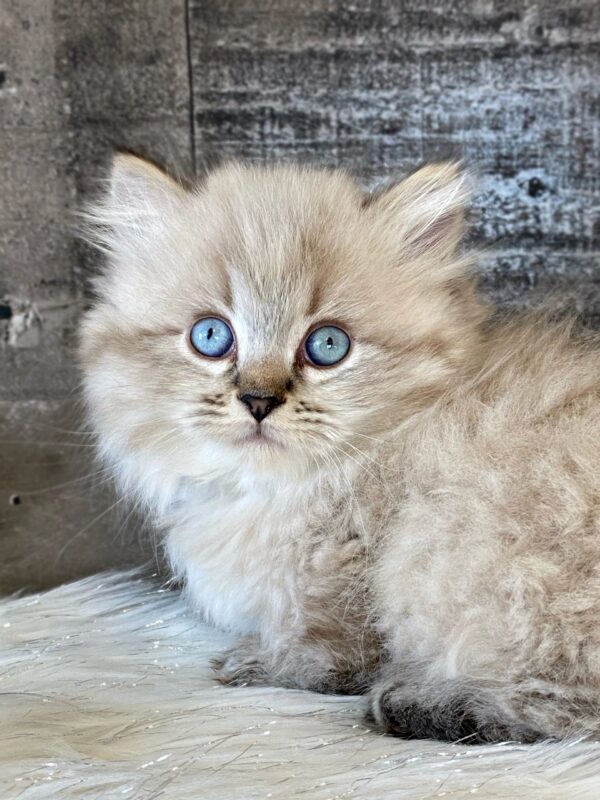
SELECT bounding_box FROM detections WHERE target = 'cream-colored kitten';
[80,154,600,743]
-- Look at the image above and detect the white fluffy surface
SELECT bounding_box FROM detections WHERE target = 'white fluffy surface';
[2,572,600,799]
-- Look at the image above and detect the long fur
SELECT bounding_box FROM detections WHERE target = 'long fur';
[79,155,600,744]
[3,570,600,798]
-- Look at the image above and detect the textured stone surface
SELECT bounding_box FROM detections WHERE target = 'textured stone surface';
[190,0,600,320]
[0,0,192,402]
[0,1,191,591]
[1,0,599,591]
[0,401,154,594]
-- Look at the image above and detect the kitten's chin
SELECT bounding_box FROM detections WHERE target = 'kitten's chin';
[233,428,296,472]
[213,426,317,479]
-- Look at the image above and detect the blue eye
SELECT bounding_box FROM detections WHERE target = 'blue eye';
[304,325,351,367]
[190,317,234,358]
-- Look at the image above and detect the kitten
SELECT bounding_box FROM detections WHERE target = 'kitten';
[80,154,600,744]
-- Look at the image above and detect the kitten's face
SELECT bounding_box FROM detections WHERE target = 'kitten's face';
[81,158,482,489]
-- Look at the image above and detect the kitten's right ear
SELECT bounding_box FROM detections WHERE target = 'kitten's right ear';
[84,153,186,252]
[109,153,185,213]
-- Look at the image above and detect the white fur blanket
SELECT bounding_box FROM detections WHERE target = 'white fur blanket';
[2,572,600,799]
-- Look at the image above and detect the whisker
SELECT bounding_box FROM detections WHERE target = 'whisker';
[54,495,127,565]
[11,466,114,497]
[326,447,370,548]
[353,432,386,445]
[335,436,385,471]
[0,439,98,448]
[113,491,146,545]
[20,422,96,437]
[325,437,381,484]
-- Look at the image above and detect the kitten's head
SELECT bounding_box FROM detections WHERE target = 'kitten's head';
[80,156,484,502]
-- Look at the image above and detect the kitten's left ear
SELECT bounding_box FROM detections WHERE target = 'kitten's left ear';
[365,162,470,265]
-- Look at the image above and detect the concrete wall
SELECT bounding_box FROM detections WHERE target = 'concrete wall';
[0,0,192,591]
[1,0,599,591]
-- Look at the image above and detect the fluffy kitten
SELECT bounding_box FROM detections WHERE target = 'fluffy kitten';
[80,154,600,744]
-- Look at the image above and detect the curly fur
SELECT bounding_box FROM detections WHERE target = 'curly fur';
[80,154,600,744]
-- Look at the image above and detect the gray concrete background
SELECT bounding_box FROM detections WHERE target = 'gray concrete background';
[1,0,599,592]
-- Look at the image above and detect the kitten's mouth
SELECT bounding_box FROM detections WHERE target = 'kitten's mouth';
[236,427,283,450]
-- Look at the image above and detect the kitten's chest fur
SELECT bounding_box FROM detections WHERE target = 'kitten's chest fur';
[165,475,367,636]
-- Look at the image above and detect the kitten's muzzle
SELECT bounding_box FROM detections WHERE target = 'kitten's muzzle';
[238,393,284,423]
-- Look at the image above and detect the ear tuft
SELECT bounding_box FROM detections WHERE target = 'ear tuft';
[109,153,185,211]
[82,153,186,254]
[366,161,471,264]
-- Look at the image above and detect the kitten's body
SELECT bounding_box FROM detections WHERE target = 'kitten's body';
[81,157,600,743]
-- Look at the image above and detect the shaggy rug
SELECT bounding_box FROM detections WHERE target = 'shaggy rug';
[2,572,600,799]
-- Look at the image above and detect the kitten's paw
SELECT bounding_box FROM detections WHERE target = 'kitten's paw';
[313,668,373,695]
[211,637,268,687]
[369,683,542,744]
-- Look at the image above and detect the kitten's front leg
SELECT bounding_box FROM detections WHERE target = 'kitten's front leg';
[211,635,268,687]
[213,537,377,694]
